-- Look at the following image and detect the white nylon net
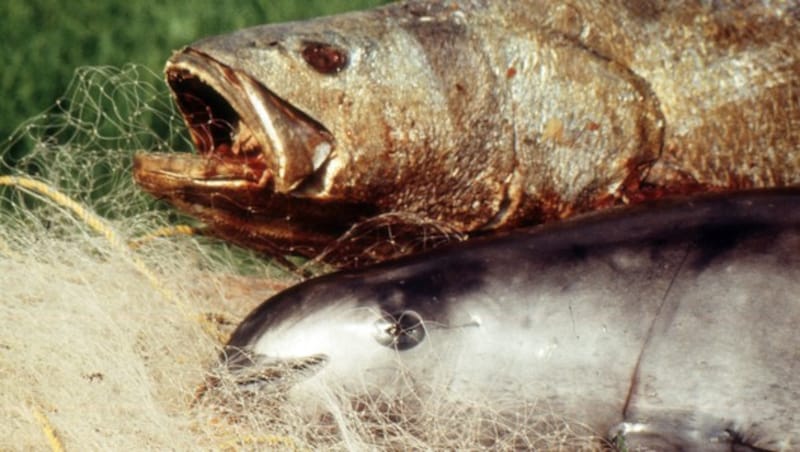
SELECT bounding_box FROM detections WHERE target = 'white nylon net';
[0,65,603,450]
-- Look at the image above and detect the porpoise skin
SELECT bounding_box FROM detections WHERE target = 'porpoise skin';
[220,189,800,450]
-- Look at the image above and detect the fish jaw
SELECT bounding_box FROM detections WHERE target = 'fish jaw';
[159,48,336,195]
[132,150,374,257]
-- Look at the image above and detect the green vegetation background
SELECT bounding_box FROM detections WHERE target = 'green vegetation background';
[0,0,391,145]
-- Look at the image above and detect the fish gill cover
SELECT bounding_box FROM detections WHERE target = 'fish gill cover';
[0,17,602,452]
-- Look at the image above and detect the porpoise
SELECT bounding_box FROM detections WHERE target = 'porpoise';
[218,189,800,450]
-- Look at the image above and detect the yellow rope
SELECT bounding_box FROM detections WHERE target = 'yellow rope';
[30,405,65,452]
[0,175,184,307]
[0,176,238,341]
[128,224,198,249]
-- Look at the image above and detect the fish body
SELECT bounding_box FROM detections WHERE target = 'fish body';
[222,189,800,450]
[134,1,800,264]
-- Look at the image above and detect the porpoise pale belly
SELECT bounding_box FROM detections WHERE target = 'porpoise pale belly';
[225,190,800,450]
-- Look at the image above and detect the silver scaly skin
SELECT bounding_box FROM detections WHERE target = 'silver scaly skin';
[134,1,800,265]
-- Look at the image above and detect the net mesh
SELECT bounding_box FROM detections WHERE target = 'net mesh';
[2,65,186,233]
[0,65,604,450]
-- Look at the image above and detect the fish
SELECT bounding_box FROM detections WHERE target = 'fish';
[133,1,800,265]
[216,189,800,450]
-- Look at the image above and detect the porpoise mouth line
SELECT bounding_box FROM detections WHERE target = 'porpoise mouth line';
[161,49,335,194]
[223,351,329,391]
[194,352,329,404]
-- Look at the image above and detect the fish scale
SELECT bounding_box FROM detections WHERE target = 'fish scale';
[134,1,799,266]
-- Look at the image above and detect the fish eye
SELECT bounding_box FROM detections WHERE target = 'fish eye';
[373,311,426,351]
[301,42,349,74]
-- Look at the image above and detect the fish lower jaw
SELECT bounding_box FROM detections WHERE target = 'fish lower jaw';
[131,152,272,193]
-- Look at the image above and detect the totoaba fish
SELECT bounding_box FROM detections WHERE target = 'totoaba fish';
[217,189,800,450]
[134,1,800,265]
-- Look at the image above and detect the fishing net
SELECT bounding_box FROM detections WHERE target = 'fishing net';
[0,65,603,450]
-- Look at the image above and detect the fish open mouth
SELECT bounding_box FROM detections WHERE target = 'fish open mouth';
[164,64,271,189]
[141,48,335,194]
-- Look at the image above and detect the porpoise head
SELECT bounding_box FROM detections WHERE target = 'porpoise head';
[216,254,490,406]
[202,190,800,450]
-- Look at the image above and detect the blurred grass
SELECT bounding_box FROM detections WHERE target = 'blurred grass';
[0,0,391,148]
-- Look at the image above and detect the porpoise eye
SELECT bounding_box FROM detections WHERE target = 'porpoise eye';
[373,311,426,351]
[301,42,349,74]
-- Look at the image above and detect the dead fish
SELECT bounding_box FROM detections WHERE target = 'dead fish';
[134,1,800,265]
[217,188,800,450]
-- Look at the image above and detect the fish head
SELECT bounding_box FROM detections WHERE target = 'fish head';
[134,7,459,259]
